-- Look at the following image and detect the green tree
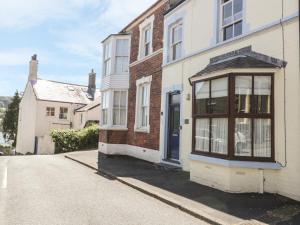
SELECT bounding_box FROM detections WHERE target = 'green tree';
[2,91,21,147]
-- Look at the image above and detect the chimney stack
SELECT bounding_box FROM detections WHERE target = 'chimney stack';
[28,54,38,82]
[88,69,96,99]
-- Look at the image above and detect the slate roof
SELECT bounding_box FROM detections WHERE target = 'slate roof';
[31,79,100,105]
[190,46,287,80]
[75,96,101,112]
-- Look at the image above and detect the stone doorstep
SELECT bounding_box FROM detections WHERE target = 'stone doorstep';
[65,154,267,225]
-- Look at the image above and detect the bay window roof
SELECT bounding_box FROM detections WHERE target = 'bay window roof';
[190,46,287,80]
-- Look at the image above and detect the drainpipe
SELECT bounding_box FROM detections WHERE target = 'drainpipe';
[279,0,288,168]
[258,169,264,194]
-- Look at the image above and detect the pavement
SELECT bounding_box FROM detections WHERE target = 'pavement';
[0,155,209,225]
[66,150,300,225]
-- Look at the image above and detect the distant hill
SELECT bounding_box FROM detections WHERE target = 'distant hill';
[0,96,12,109]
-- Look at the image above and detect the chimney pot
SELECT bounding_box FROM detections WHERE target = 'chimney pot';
[88,69,96,100]
[28,54,38,82]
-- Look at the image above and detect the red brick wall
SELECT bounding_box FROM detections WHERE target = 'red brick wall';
[127,3,166,150]
[99,3,166,151]
[99,130,127,144]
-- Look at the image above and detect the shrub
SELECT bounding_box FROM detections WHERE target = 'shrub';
[51,124,99,154]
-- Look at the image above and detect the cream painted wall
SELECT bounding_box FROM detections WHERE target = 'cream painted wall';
[73,105,100,130]
[161,0,300,201]
[34,101,84,154]
[16,83,37,155]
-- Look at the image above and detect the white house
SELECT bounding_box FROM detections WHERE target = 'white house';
[16,55,100,155]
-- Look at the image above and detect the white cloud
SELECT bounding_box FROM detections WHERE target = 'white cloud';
[0,0,101,28]
[0,48,51,66]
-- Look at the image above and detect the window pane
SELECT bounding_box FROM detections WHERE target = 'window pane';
[141,106,148,127]
[195,81,209,114]
[144,28,150,43]
[102,109,107,125]
[224,25,233,40]
[120,91,127,107]
[235,76,252,113]
[120,109,126,125]
[172,25,182,44]
[253,76,271,114]
[113,91,120,107]
[113,109,120,125]
[211,77,228,113]
[116,39,129,56]
[104,59,111,76]
[115,56,128,73]
[170,94,180,105]
[174,42,182,60]
[233,0,243,15]
[195,119,210,152]
[235,118,252,156]
[145,43,150,56]
[234,21,242,37]
[254,119,271,157]
[211,118,228,154]
[142,85,149,106]
[223,2,232,25]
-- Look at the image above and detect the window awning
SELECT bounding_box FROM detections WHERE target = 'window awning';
[189,46,287,82]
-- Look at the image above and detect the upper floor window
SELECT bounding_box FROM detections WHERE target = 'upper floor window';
[221,0,243,41]
[113,91,127,126]
[103,42,112,76]
[193,74,273,161]
[169,21,183,62]
[46,107,55,116]
[59,107,68,120]
[135,76,152,132]
[115,39,129,74]
[101,91,109,125]
[139,15,154,59]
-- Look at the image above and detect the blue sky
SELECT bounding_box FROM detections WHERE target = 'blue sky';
[0,0,156,96]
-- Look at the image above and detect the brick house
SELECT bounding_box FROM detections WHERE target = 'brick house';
[98,0,168,163]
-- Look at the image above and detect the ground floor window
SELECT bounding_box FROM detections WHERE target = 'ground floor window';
[135,76,152,132]
[59,107,68,120]
[113,91,127,126]
[193,73,274,161]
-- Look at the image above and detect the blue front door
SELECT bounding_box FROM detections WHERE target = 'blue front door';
[167,93,180,160]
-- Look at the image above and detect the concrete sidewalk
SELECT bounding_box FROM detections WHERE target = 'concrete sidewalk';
[65,150,300,225]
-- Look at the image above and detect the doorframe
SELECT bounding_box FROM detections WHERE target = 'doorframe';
[161,85,183,166]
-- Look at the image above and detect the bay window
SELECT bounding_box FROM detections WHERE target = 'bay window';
[101,92,109,125]
[103,42,112,76]
[113,91,127,126]
[220,0,243,41]
[193,74,274,161]
[115,39,129,74]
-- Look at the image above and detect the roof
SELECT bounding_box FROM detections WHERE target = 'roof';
[190,46,287,80]
[31,79,100,105]
[75,96,101,112]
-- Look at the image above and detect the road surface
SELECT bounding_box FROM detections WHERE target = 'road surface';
[0,155,207,225]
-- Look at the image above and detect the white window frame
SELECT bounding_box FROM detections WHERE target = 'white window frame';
[219,0,244,42]
[112,90,128,127]
[169,21,183,62]
[46,107,55,117]
[59,107,68,120]
[103,42,112,76]
[101,91,109,126]
[115,38,130,74]
[138,15,154,60]
[134,76,152,133]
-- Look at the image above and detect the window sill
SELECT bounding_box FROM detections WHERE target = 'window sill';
[100,126,128,131]
[189,154,282,170]
[134,127,150,133]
